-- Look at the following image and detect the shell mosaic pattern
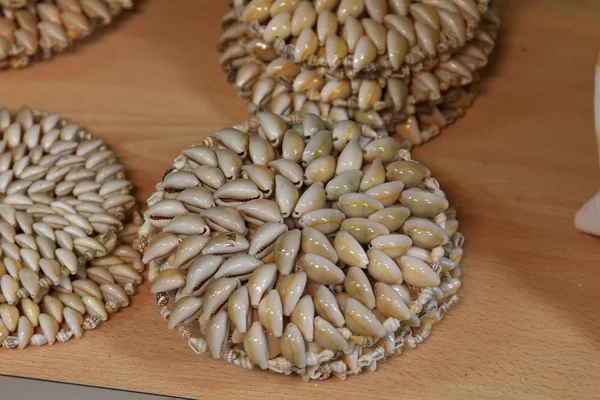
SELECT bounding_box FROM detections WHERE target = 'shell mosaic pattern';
[218,0,499,146]
[0,106,144,349]
[0,0,134,69]
[139,113,464,381]
[221,0,495,75]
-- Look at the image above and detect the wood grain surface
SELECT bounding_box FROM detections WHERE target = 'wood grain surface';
[1,1,599,399]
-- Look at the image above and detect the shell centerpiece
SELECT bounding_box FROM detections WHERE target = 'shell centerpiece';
[0,0,135,69]
[0,106,144,350]
[218,0,500,147]
[140,112,464,380]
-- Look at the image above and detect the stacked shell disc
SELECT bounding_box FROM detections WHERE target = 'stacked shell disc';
[0,0,134,69]
[139,112,464,381]
[219,0,500,146]
[0,106,144,349]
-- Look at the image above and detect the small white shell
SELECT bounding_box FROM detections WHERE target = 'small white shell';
[338,192,384,218]
[368,205,411,232]
[336,139,363,175]
[249,222,288,258]
[365,181,405,207]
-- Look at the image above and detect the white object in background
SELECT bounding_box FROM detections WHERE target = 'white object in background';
[574,50,600,237]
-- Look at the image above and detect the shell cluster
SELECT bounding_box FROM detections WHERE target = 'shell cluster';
[218,0,500,147]
[139,113,464,380]
[0,0,134,69]
[0,106,144,349]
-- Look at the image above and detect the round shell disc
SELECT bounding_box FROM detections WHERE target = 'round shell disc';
[222,0,497,75]
[0,106,144,350]
[0,0,135,69]
[218,1,500,146]
[140,113,465,380]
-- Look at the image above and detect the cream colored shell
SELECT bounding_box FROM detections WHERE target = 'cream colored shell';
[228,0,495,73]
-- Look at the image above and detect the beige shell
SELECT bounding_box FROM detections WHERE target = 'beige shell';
[220,0,498,151]
[402,217,449,248]
[302,253,345,284]
[368,205,411,231]
[344,298,386,337]
[374,282,411,320]
[263,13,292,41]
[344,267,375,309]
[370,233,412,258]
[313,284,345,327]
[398,255,440,287]
[301,226,339,263]
[400,188,449,217]
[280,323,307,367]
[314,316,349,351]
[278,271,307,316]
[258,289,284,337]
[333,231,369,268]
[244,321,269,369]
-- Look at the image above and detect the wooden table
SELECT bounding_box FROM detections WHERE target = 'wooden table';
[1,1,599,399]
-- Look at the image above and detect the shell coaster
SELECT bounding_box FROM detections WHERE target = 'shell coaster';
[140,113,464,381]
[218,0,500,146]
[0,0,135,69]
[0,106,144,349]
